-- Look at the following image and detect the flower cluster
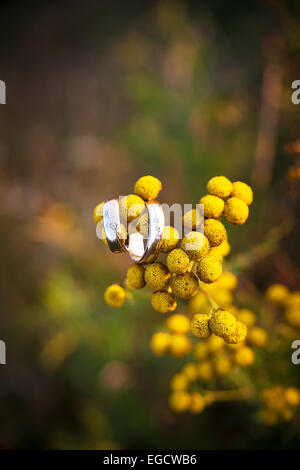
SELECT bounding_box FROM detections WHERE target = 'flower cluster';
[266,284,300,330]
[259,386,300,426]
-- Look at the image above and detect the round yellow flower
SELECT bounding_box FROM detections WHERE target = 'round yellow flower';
[191,314,211,339]
[150,332,171,355]
[104,284,126,307]
[266,284,289,305]
[235,346,254,367]
[199,194,224,218]
[207,334,225,353]
[169,391,191,413]
[226,320,247,344]
[126,264,145,289]
[189,393,205,414]
[224,197,249,225]
[197,255,222,283]
[166,313,190,334]
[214,272,237,291]
[171,272,199,299]
[145,262,170,290]
[166,248,190,274]
[188,291,210,315]
[247,326,268,348]
[151,291,177,313]
[182,209,202,231]
[237,309,256,327]
[182,363,198,381]
[209,309,237,341]
[169,334,192,357]
[134,175,162,201]
[209,239,231,261]
[159,226,180,253]
[170,373,188,391]
[194,341,209,361]
[287,291,300,308]
[285,307,300,328]
[197,360,215,382]
[204,219,227,247]
[119,194,145,222]
[181,231,210,261]
[215,356,232,377]
[207,176,233,198]
[284,387,300,407]
[232,181,253,205]
[93,201,104,224]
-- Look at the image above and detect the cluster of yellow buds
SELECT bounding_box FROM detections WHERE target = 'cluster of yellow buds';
[266,284,300,330]
[259,386,300,426]
[150,314,192,358]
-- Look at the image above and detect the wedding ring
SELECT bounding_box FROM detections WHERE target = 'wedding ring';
[102,199,126,253]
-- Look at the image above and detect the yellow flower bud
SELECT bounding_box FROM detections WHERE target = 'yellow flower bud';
[209,239,231,260]
[231,181,253,205]
[159,226,180,253]
[204,218,227,247]
[170,373,189,391]
[209,309,237,341]
[171,272,199,299]
[215,356,233,377]
[285,307,300,328]
[182,363,198,381]
[247,326,268,348]
[224,197,249,225]
[119,194,145,222]
[237,309,256,327]
[188,291,210,315]
[266,284,289,305]
[199,194,224,218]
[181,231,210,261]
[194,341,209,361]
[151,291,177,313]
[197,255,222,283]
[169,391,191,413]
[104,284,126,307]
[166,313,190,334]
[197,360,215,382]
[126,264,145,289]
[235,346,254,367]
[189,392,205,414]
[214,272,237,291]
[166,248,190,274]
[284,387,300,407]
[191,314,211,338]
[134,175,162,200]
[150,332,171,355]
[207,334,225,353]
[145,262,170,290]
[169,334,192,357]
[207,176,233,198]
[226,320,247,344]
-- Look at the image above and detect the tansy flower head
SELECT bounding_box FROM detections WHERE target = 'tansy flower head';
[215,356,233,377]
[182,363,198,381]
[181,231,210,261]
[182,208,202,231]
[166,248,190,274]
[197,360,215,382]
[126,264,145,289]
[191,314,211,338]
[188,291,210,315]
[199,194,224,219]
[214,271,237,291]
[119,194,145,222]
[226,320,247,344]
[207,176,233,198]
[237,309,256,327]
[150,332,171,355]
[247,326,268,347]
[207,334,225,353]
[169,334,192,357]
[232,181,253,205]
[285,307,300,328]
[204,218,227,247]
[224,197,249,225]
[266,284,289,305]
[151,290,177,313]
[209,309,237,342]
[170,373,188,391]
[197,255,222,283]
[194,341,209,361]
[171,272,199,299]
[93,201,104,224]
[189,393,205,414]
[287,291,300,308]
[209,239,231,261]
[134,175,162,201]
[235,346,255,367]
[145,262,170,290]
[104,284,127,307]
[159,226,180,253]
[284,387,300,407]
[166,313,190,334]
[169,391,191,413]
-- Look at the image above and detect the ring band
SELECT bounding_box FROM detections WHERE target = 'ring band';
[102,198,165,263]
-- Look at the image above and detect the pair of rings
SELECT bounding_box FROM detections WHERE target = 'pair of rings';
[98,199,165,263]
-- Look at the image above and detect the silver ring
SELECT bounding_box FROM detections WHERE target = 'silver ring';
[102,198,127,253]
[102,198,165,263]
